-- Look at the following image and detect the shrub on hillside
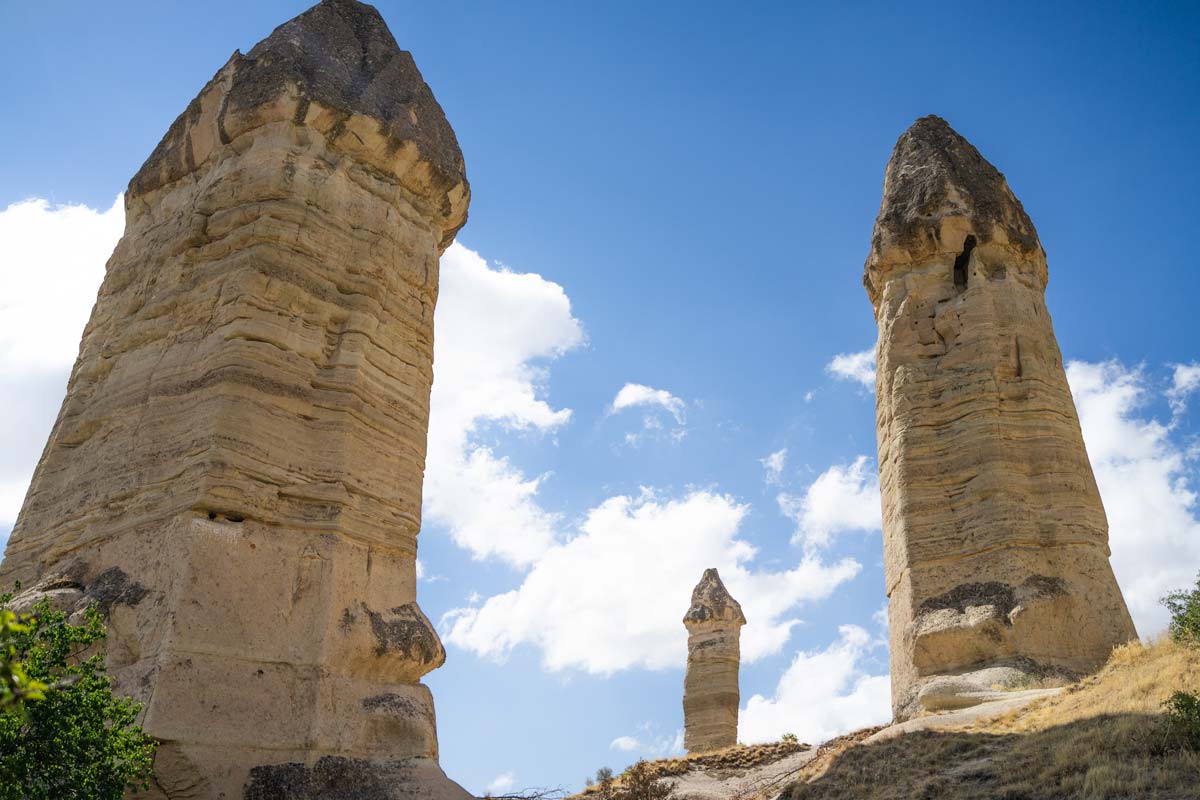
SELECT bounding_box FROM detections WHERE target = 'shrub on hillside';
[1162,570,1200,645]
[1161,691,1200,751]
[593,760,674,800]
[1159,572,1200,752]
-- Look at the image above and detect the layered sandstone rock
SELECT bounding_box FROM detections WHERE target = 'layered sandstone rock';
[865,116,1137,720]
[683,569,745,753]
[0,1,471,796]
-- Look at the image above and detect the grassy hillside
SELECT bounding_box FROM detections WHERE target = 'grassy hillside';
[784,638,1200,799]
[570,638,1198,800]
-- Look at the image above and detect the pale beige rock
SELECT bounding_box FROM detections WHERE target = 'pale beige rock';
[683,568,746,753]
[0,1,471,796]
[865,688,1062,743]
[865,116,1137,721]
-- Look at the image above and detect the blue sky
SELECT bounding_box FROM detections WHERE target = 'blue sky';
[2,0,1199,795]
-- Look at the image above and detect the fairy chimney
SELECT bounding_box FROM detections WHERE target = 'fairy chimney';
[683,568,746,752]
[864,115,1137,720]
[0,1,471,795]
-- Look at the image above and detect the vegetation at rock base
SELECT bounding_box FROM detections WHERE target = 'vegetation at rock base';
[0,590,157,800]
[1159,570,1200,753]
[778,639,1200,800]
[0,607,47,710]
[593,760,675,800]
[1162,570,1200,646]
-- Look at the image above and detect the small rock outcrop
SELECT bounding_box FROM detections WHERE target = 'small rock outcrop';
[865,116,1138,720]
[683,568,746,753]
[0,1,470,796]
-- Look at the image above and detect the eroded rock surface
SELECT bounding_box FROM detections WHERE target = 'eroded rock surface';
[683,568,745,753]
[865,116,1137,720]
[0,1,470,796]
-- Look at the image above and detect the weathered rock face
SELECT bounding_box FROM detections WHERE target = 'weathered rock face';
[683,568,745,753]
[865,116,1137,720]
[0,1,471,796]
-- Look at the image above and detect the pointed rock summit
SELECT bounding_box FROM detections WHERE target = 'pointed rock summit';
[683,569,745,753]
[865,116,1137,719]
[0,1,470,796]
[864,115,1040,305]
[130,0,468,246]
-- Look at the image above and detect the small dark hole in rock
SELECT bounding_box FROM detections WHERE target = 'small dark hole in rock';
[953,235,976,290]
[227,514,245,523]
[953,235,976,291]
[207,511,217,521]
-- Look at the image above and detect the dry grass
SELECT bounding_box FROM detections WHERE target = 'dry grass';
[569,640,1198,800]
[572,740,808,797]
[784,638,1200,799]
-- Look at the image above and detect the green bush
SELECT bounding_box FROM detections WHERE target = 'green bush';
[592,761,674,800]
[1162,570,1200,645]
[0,593,157,800]
[1158,572,1200,752]
[0,608,47,710]
[1161,690,1200,751]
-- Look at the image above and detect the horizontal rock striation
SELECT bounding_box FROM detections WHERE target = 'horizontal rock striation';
[865,116,1137,720]
[683,568,746,753]
[0,1,470,796]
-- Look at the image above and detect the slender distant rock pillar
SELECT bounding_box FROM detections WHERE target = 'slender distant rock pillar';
[0,1,472,796]
[864,115,1137,720]
[683,568,745,753]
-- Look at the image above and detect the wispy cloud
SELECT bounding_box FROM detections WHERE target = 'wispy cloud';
[486,772,515,796]
[610,383,686,423]
[826,348,876,390]
[760,448,788,486]
[1167,362,1200,418]
[609,383,688,446]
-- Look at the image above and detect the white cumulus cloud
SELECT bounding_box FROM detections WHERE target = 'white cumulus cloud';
[826,348,876,390]
[739,624,891,745]
[778,456,882,550]
[424,243,586,567]
[442,489,861,674]
[1068,359,1200,636]
[0,196,124,531]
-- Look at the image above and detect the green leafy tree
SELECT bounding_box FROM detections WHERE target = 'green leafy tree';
[0,593,157,800]
[0,608,47,710]
[1159,572,1200,751]
[1162,570,1200,645]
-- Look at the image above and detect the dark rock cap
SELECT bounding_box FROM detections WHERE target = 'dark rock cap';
[683,568,746,626]
[129,0,468,240]
[864,116,1042,301]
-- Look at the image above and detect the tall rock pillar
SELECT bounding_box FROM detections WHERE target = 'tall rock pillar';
[682,568,745,753]
[0,1,471,796]
[864,116,1137,720]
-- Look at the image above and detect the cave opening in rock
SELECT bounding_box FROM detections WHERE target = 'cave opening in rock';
[954,234,977,291]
